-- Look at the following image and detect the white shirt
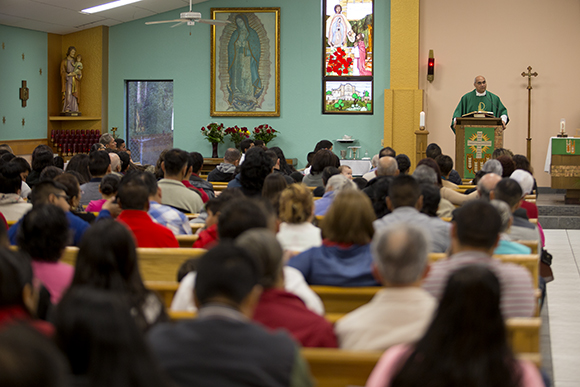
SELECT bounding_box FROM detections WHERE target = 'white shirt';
[276,222,322,253]
[171,266,325,316]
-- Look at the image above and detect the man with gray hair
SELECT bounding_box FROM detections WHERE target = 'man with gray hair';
[99,133,117,151]
[362,156,398,182]
[482,159,503,176]
[314,174,356,216]
[335,223,436,351]
[477,172,502,201]
[362,156,399,201]
[207,148,241,182]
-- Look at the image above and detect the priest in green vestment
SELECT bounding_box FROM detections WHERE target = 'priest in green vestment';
[450,75,509,133]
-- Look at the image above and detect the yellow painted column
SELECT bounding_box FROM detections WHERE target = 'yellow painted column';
[384,0,423,165]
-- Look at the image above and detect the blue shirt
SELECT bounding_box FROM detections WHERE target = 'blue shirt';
[9,210,109,246]
[314,191,336,217]
[287,243,379,287]
[494,238,532,255]
[149,201,192,235]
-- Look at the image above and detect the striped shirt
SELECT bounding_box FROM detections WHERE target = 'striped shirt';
[422,251,536,318]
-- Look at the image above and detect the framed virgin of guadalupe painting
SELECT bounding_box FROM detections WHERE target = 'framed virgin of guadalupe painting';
[210,8,280,117]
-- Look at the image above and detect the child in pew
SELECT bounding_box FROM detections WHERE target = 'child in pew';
[366,265,544,387]
[86,173,120,213]
[191,188,243,249]
[172,198,325,315]
[0,248,54,336]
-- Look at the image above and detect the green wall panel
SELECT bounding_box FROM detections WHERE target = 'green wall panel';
[109,0,390,167]
[0,25,48,140]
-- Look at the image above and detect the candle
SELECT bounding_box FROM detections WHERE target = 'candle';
[420,111,426,127]
[560,119,566,132]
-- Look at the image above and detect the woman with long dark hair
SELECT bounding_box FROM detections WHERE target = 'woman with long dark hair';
[55,287,173,387]
[67,219,167,331]
[366,265,543,387]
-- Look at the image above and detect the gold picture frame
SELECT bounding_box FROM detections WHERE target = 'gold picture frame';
[210,7,280,117]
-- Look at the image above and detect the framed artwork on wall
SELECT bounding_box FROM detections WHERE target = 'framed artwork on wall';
[322,0,374,114]
[210,8,280,117]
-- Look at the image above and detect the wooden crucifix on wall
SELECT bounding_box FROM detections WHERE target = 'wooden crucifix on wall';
[20,80,29,107]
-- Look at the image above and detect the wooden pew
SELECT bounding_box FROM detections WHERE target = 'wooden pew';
[310,286,379,314]
[302,348,381,387]
[164,311,543,387]
[191,223,205,232]
[514,240,539,254]
[176,234,199,248]
[312,253,539,315]
[60,247,206,282]
[301,317,541,387]
[184,213,199,220]
[148,281,180,308]
[210,182,229,192]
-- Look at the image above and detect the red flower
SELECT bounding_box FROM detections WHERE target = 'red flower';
[201,127,205,131]
[266,129,271,133]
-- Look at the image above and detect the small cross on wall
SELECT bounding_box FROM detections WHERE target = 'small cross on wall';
[22,118,25,126]
[19,81,29,107]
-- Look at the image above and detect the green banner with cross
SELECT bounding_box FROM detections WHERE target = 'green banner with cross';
[463,127,495,179]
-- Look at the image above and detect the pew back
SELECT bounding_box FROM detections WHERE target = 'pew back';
[61,247,207,282]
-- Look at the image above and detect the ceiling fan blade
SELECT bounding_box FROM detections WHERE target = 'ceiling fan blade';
[145,19,184,25]
[197,19,230,26]
[171,21,186,28]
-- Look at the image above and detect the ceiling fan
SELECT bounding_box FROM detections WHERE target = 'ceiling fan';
[145,0,229,28]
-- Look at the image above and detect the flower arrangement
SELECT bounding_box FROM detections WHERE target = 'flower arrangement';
[326,47,353,76]
[201,123,225,144]
[253,124,278,145]
[225,125,250,148]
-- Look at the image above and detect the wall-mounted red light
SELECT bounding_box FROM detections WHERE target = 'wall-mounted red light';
[427,49,435,83]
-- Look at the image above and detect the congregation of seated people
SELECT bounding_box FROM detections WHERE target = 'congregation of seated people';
[0,139,551,387]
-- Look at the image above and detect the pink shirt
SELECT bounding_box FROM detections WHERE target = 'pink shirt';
[31,261,75,304]
[366,344,544,387]
[86,199,107,213]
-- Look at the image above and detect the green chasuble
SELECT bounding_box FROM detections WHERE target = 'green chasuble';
[450,90,508,132]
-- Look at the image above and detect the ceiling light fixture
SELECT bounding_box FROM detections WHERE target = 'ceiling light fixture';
[80,0,142,14]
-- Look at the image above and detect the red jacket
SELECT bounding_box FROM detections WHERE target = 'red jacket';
[182,180,209,203]
[117,210,179,248]
[253,288,338,348]
[192,224,218,249]
[0,306,54,337]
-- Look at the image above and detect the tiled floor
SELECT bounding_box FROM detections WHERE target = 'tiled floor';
[544,230,580,387]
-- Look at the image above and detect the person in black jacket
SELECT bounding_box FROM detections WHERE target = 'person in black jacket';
[207,148,240,183]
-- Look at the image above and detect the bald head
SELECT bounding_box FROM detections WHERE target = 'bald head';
[376,156,399,177]
[109,153,121,173]
[474,75,487,94]
[477,173,501,200]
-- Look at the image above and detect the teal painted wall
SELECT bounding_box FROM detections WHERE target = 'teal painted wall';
[108,0,390,167]
[0,25,47,140]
